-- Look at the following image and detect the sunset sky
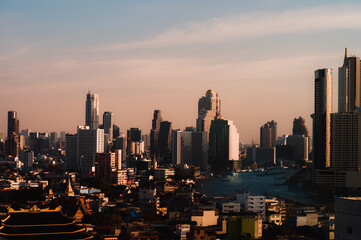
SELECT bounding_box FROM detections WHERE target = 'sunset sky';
[2,0,361,143]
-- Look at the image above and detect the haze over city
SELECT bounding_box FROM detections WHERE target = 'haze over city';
[2,0,361,143]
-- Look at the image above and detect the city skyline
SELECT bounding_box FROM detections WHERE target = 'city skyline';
[2,1,361,143]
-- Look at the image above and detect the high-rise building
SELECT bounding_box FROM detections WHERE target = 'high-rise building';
[95,150,122,184]
[21,129,31,147]
[208,117,239,172]
[114,136,127,167]
[158,121,172,163]
[77,126,104,173]
[181,129,193,165]
[331,112,361,171]
[191,131,208,170]
[196,90,220,136]
[338,48,361,113]
[286,135,309,161]
[293,116,311,153]
[142,134,150,149]
[260,121,277,148]
[19,149,34,171]
[60,131,66,147]
[172,130,182,165]
[313,68,333,169]
[6,111,20,157]
[65,133,78,170]
[50,132,58,148]
[127,128,141,142]
[85,91,99,129]
[113,124,120,140]
[103,112,113,141]
[150,110,162,158]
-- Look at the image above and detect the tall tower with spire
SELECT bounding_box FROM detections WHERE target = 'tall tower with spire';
[85,91,99,129]
[338,48,361,112]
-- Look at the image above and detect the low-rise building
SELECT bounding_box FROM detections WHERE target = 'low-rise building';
[222,202,241,214]
[191,209,218,227]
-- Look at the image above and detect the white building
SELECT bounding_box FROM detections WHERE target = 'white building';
[228,120,240,161]
[236,190,265,219]
[191,209,218,227]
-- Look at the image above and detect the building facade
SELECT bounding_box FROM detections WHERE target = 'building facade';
[85,91,99,129]
[103,111,113,141]
[260,120,277,148]
[77,126,104,173]
[196,89,220,136]
[331,112,361,171]
[208,117,239,172]
[313,68,333,169]
[338,48,361,113]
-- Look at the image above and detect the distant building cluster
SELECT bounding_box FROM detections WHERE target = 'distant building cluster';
[312,48,361,188]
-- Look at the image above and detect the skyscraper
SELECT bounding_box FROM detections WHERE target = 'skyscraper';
[338,48,361,113]
[196,90,220,136]
[293,116,310,153]
[103,111,113,140]
[150,110,162,158]
[6,111,20,157]
[113,124,120,139]
[77,126,104,173]
[65,133,78,170]
[85,91,99,129]
[208,117,239,173]
[192,131,208,170]
[127,128,141,142]
[331,112,361,171]
[172,130,182,165]
[158,121,172,163]
[313,68,333,169]
[260,121,277,148]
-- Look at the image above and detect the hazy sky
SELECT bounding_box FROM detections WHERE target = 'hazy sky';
[2,0,361,143]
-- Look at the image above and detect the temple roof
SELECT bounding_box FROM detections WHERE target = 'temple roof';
[2,206,74,226]
[0,205,93,240]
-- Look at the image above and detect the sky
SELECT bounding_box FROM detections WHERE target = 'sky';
[1,0,361,143]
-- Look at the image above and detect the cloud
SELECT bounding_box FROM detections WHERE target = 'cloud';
[102,5,361,50]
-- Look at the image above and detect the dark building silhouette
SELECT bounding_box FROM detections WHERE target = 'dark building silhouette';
[313,68,332,169]
[113,124,120,139]
[128,128,141,142]
[158,121,172,163]
[150,110,162,159]
[85,91,99,129]
[260,121,277,148]
[5,111,20,157]
[127,128,141,160]
[338,48,361,113]
[208,117,239,173]
[103,111,113,140]
[293,116,310,153]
